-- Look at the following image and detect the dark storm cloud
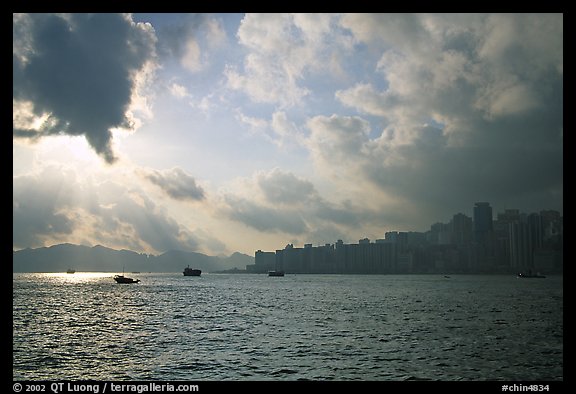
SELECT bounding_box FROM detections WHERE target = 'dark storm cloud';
[13,13,156,163]
[359,69,563,218]
[140,167,206,201]
[322,13,563,224]
[365,142,562,216]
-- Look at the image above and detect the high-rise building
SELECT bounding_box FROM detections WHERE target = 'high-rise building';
[472,202,495,271]
[473,202,493,240]
[493,209,520,269]
[451,213,472,246]
[509,220,532,271]
[252,250,276,273]
[527,213,543,251]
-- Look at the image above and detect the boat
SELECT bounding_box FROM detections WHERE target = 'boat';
[114,266,140,283]
[517,271,546,279]
[114,274,140,284]
[268,270,285,277]
[183,266,201,276]
[66,268,76,274]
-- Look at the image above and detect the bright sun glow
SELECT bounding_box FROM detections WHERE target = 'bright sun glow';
[38,135,100,164]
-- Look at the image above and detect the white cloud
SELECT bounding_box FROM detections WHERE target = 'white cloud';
[225,54,310,108]
[205,17,227,48]
[181,39,203,72]
[270,111,304,147]
[305,114,371,171]
[336,13,562,145]
[226,13,351,107]
[169,82,191,99]
[235,109,303,148]
[335,83,398,117]
[235,110,268,131]
[340,13,430,55]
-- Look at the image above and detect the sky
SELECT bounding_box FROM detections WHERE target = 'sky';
[13,13,563,257]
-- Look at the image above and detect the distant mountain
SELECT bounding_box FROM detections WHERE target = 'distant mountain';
[226,252,255,268]
[12,244,254,273]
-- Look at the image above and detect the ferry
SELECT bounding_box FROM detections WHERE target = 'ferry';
[183,266,202,276]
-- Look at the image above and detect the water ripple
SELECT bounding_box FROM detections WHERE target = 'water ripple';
[13,273,563,381]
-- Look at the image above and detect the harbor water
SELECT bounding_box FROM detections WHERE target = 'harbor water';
[13,273,563,381]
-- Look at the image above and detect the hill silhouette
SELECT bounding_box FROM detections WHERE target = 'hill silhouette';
[12,243,254,273]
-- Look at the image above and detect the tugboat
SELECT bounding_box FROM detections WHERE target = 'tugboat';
[183,265,201,276]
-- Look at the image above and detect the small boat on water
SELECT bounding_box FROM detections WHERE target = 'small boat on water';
[268,270,285,277]
[183,266,201,276]
[66,268,76,274]
[114,274,140,284]
[114,267,140,283]
[517,272,546,279]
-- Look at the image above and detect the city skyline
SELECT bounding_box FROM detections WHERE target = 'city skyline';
[11,201,563,275]
[257,202,562,248]
[13,13,563,257]
[252,202,563,275]
[11,200,563,256]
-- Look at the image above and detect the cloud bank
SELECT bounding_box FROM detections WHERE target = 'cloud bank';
[13,166,221,254]
[12,14,562,255]
[219,168,402,244]
[230,13,562,226]
[13,13,157,163]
